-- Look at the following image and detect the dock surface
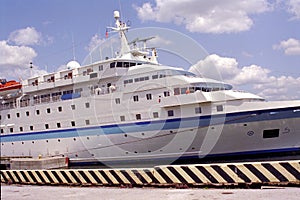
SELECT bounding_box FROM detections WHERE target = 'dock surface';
[2,184,300,200]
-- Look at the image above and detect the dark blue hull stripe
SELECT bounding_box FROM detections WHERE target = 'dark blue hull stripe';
[1,106,300,142]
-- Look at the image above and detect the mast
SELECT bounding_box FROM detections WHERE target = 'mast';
[111,10,130,56]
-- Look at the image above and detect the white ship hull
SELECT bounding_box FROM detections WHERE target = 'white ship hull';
[1,98,300,167]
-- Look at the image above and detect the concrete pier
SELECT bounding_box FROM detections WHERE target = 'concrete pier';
[9,157,68,170]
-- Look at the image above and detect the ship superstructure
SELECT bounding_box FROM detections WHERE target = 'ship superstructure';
[1,11,299,167]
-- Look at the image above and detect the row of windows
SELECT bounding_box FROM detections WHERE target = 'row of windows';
[1,103,90,120]
[1,105,224,134]
[129,92,170,103]
[123,73,167,85]
[0,119,91,134]
[120,112,160,122]
[110,62,140,68]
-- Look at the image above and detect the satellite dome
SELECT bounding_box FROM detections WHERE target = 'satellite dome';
[66,60,80,69]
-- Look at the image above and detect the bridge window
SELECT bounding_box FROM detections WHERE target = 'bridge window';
[110,62,116,68]
[116,62,123,67]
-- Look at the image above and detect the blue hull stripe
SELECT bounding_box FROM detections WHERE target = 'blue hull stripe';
[1,106,299,142]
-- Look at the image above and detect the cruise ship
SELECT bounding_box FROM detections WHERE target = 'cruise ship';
[1,11,300,167]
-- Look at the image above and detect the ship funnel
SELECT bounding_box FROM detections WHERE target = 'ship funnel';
[114,11,120,20]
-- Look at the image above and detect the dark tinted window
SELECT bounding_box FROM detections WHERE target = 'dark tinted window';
[263,129,279,138]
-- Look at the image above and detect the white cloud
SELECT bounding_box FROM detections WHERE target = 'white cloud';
[273,38,300,55]
[287,0,300,19]
[8,27,42,46]
[134,0,272,33]
[147,35,172,46]
[0,40,47,80]
[189,54,300,100]
[85,34,105,52]
[0,41,36,67]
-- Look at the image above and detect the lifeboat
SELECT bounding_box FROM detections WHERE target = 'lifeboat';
[0,79,22,96]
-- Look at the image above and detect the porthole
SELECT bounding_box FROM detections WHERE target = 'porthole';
[216,105,223,112]
[73,138,76,141]
[124,134,128,137]
[58,139,61,142]
[22,142,24,144]
[32,141,34,144]
[167,110,174,117]
[46,140,48,143]
[86,137,89,140]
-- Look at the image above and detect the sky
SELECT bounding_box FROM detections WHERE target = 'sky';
[0,0,300,100]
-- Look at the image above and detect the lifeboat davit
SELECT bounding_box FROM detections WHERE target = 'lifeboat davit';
[0,79,22,96]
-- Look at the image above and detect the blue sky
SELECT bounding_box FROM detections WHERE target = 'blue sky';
[0,0,300,100]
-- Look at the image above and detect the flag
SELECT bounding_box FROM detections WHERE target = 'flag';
[105,29,108,38]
